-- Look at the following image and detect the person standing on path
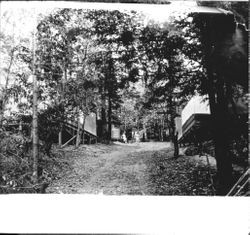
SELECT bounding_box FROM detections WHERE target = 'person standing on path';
[122,132,127,143]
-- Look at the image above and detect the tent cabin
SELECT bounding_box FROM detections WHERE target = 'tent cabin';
[111,124,121,141]
[64,112,97,145]
[177,96,212,145]
[96,119,121,142]
[177,95,248,146]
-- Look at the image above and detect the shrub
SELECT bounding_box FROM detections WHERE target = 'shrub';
[0,129,68,193]
[0,131,34,193]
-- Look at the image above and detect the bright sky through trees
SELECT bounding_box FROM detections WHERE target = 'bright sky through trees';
[0,1,199,35]
[0,1,195,89]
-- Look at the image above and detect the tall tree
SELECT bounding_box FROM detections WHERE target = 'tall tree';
[180,2,248,194]
[87,9,142,142]
[36,9,79,146]
[139,21,198,156]
[0,9,32,126]
[36,9,95,146]
[31,25,38,183]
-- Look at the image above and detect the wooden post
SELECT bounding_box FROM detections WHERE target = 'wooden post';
[62,135,77,148]
[58,130,62,146]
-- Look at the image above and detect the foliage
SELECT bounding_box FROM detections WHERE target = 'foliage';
[0,9,32,125]
[119,98,140,131]
[0,132,31,192]
[136,19,203,152]
[38,104,66,154]
[0,130,69,193]
[147,149,216,195]
[0,103,69,193]
[1,5,248,193]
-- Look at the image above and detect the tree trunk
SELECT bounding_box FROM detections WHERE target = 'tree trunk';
[100,86,106,141]
[202,19,233,195]
[143,123,147,142]
[107,95,112,143]
[0,49,15,127]
[158,122,161,141]
[58,61,67,147]
[213,129,233,195]
[168,96,179,157]
[31,29,38,183]
[0,101,4,128]
[173,131,179,157]
[208,76,233,195]
[76,108,81,147]
[160,118,164,142]
[169,121,179,157]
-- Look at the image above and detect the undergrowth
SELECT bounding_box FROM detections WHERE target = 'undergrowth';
[0,129,68,194]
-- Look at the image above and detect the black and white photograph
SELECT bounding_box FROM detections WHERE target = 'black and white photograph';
[0,0,249,234]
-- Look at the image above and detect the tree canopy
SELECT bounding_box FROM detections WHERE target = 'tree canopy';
[0,3,248,194]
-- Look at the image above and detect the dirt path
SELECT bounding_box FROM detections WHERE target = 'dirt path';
[47,142,216,195]
[47,142,171,194]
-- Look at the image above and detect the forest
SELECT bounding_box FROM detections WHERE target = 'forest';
[0,1,248,195]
